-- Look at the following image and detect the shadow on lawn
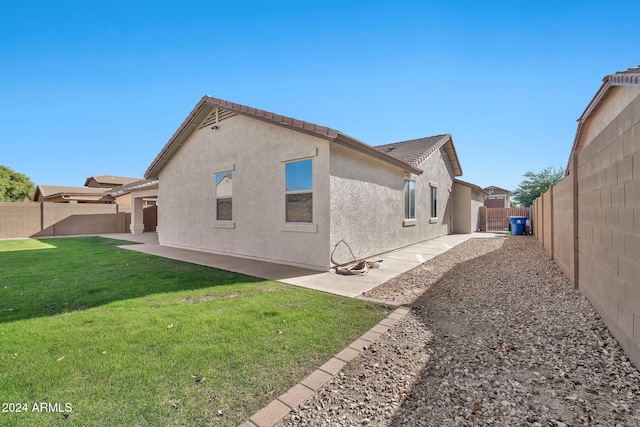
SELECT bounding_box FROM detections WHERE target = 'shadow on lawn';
[0,236,263,324]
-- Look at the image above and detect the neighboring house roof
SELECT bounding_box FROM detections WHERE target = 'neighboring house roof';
[33,185,113,202]
[571,66,640,158]
[108,179,159,197]
[484,186,511,195]
[145,96,429,179]
[455,179,489,195]
[375,134,462,176]
[84,175,142,188]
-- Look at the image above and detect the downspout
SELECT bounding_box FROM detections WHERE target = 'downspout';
[449,186,453,234]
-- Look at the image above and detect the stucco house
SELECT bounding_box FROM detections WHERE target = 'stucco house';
[33,185,115,203]
[83,174,141,189]
[34,175,143,204]
[144,96,478,271]
[483,185,511,208]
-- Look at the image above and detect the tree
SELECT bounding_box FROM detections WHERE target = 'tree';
[0,165,36,202]
[512,165,564,207]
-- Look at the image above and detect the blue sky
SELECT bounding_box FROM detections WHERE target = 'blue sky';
[1,1,639,191]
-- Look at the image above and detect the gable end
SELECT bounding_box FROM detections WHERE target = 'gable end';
[198,108,238,130]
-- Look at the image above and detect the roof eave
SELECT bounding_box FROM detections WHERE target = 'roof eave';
[442,137,463,177]
[145,95,424,179]
[566,78,613,175]
[455,179,489,195]
[567,73,640,174]
[202,96,340,140]
[334,134,423,175]
[109,180,159,197]
[415,134,462,176]
[145,96,343,180]
[577,80,611,126]
[46,192,113,200]
[145,97,212,179]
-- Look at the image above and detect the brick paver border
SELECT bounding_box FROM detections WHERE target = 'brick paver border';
[240,306,411,427]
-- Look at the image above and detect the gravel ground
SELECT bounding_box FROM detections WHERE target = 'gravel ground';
[278,236,640,427]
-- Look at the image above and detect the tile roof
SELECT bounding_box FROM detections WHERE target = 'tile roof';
[84,175,142,187]
[374,134,463,176]
[145,96,424,179]
[579,66,640,125]
[606,66,640,85]
[205,97,341,139]
[375,135,450,167]
[33,185,114,202]
[36,185,110,197]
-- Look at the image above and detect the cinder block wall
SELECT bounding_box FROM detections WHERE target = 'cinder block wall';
[542,191,553,255]
[575,96,640,366]
[552,175,575,285]
[534,94,640,367]
[0,202,130,239]
[41,203,122,236]
[532,199,541,244]
[0,202,41,238]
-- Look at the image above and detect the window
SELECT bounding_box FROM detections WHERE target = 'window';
[216,172,232,220]
[430,185,437,218]
[404,180,415,220]
[285,159,312,222]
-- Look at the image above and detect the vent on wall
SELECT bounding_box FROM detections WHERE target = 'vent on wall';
[199,108,238,129]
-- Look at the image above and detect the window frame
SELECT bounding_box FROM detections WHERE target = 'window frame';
[213,166,235,229]
[285,158,313,223]
[430,182,438,223]
[404,179,416,220]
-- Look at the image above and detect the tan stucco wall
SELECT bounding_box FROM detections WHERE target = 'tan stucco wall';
[452,182,471,233]
[115,194,132,209]
[580,86,640,148]
[328,143,454,263]
[470,189,484,232]
[129,188,158,233]
[157,113,331,270]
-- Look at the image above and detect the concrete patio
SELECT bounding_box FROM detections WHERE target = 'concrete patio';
[102,232,503,299]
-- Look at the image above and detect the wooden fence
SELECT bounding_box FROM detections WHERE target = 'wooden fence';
[484,207,531,232]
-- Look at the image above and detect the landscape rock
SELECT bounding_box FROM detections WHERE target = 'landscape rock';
[277,237,640,426]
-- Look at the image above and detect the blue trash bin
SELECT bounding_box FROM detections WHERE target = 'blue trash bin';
[509,216,527,235]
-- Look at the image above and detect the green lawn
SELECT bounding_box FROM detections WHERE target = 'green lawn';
[0,237,391,426]
[0,238,56,253]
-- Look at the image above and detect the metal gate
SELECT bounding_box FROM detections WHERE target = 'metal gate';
[486,208,531,232]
